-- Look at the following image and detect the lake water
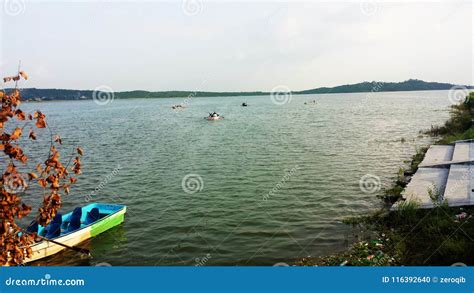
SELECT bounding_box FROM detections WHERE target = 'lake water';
[17,90,453,266]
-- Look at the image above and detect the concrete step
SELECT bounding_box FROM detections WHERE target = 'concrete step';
[419,145,454,166]
[399,168,450,209]
[444,164,472,207]
[452,142,470,162]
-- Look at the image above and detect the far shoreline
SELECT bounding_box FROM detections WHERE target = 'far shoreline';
[20,89,473,103]
[9,79,472,102]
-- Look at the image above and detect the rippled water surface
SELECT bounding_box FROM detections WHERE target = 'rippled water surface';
[19,91,453,266]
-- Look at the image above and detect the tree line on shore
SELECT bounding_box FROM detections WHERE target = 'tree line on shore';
[12,79,473,101]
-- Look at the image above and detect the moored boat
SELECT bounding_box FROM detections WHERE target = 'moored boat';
[17,203,127,264]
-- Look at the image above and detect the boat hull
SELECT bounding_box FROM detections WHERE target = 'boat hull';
[25,205,126,264]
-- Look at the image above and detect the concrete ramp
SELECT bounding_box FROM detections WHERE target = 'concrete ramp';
[421,145,454,165]
[400,168,449,208]
[392,141,473,210]
[444,164,472,206]
[417,145,454,167]
[452,142,470,161]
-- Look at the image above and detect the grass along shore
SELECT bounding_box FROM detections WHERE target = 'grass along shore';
[297,92,474,266]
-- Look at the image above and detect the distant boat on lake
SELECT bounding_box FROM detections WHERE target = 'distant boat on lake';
[206,112,224,120]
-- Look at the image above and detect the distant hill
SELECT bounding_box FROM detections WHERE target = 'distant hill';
[296,79,472,94]
[11,79,473,101]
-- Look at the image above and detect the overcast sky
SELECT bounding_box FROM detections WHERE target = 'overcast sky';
[0,0,472,91]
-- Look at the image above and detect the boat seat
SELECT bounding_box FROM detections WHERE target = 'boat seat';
[26,220,39,233]
[66,207,82,232]
[85,207,100,225]
[45,213,62,239]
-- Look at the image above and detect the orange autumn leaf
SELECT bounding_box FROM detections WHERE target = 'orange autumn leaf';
[10,127,22,140]
[26,247,33,257]
[19,155,28,163]
[69,177,77,183]
[52,181,60,189]
[28,172,38,180]
[35,118,46,128]
[33,111,47,128]
[19,71,28,80]
[6,163,16,173]
[36,163,43,173]
[62,184,70,195]
[38,179,47,188]
[28,130,37,140]
[15,109,25,120]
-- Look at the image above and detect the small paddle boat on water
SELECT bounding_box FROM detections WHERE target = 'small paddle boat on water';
[241,102,248,107]
[16,203,127,264]
[206,112,223,121]
[172,104,186,110]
